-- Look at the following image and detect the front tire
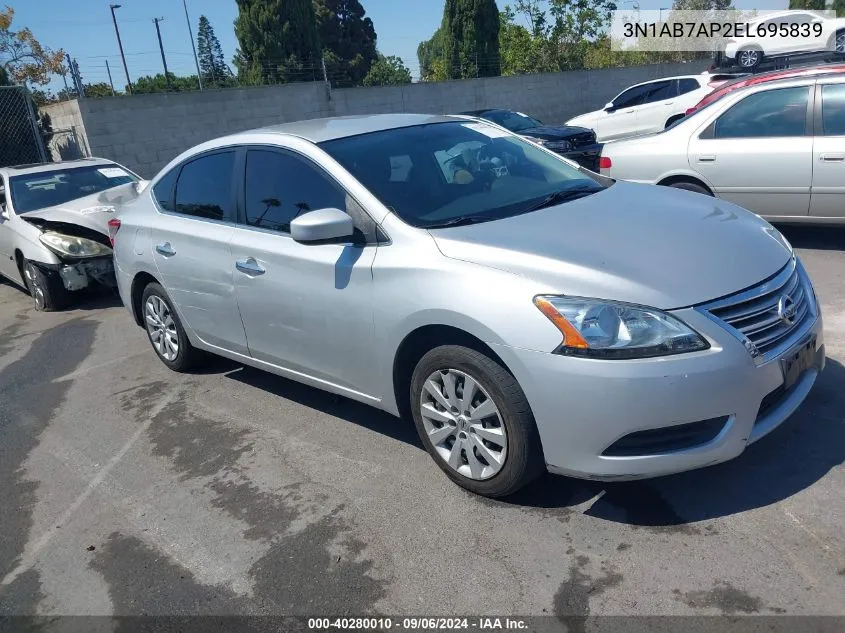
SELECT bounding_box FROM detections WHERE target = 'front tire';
[23,260,68,312]
[141,282,201,372]
[410,345,544,498]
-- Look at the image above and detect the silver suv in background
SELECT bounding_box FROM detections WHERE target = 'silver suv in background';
[113,114,823,498]
[599,74,845,224]
[0,159,140,310]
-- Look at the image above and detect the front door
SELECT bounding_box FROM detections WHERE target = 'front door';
[229,148,378,397]
[688,85,813,218]
[150,150,248,354]
[810,83,845,219]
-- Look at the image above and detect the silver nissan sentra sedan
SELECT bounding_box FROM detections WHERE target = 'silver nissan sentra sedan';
[112,114,824,498]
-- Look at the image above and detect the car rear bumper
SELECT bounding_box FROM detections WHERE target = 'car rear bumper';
[490,307,823,481]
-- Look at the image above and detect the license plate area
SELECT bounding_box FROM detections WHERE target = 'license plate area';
[780,334,817,391]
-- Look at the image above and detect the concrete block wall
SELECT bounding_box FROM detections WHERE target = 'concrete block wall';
[40,100,90,161]
[71,61,703,178]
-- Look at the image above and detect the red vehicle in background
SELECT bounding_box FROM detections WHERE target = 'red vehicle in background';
[687,64,845,115]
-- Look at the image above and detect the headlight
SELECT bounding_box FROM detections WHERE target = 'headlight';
[534,296,709,359]
[523,136,571,152]
[39,231,112,258]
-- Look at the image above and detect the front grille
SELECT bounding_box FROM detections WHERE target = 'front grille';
[602,416,729,456]
[567,131,596,148]
[700,260,813,359]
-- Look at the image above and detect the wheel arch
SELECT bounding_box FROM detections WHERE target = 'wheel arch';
[657,173,714,194]
[130,270,161,326]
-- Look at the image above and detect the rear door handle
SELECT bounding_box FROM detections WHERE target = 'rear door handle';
[698,155,716,162]
[663,100,675,105]
[820,153,845,162]
[235,257,265,276]
[155,242,175,257]
[623,108,635,113]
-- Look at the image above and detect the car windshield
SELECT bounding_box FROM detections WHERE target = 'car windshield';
[320,121,606,229]
[481,110,543,133]
[9,164,137,214]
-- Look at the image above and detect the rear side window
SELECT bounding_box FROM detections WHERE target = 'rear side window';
[678,78,700,95]
[821,84,845,136]
[641,80,677,104]
[152,168,177,211]
[713,87,809,139]
[243,149,346,233]
[173,152,235,221]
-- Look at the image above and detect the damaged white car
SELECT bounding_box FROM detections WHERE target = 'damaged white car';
[0,158,143,311]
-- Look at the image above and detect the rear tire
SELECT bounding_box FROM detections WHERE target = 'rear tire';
[23,260,69,312]
[736,47,762,70]
[667,181,712,197]
[141,282,201,372]
[410,345,544,498]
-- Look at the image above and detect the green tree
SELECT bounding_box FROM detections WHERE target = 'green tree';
[417,27,447,80]
[498,4,556,75]
[132,73,200,94]
[362,54,411,86]
[314,0,378,87]
[833,0,845,17]
[84,82,114,98]
[234,0,320,85]
[547,0,617,70]
[788,0,825,9]
[444,0,501,78]
[0,6,64,85]
[198,15,232,85]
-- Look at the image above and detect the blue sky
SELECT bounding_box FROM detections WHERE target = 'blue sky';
[14,0,787,92]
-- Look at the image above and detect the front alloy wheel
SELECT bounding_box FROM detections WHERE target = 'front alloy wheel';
[145,295,179,361]
[24,263,46,311]
[420,368,508,480]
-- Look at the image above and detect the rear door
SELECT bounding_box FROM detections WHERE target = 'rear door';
[150,150,248,354]
[688,85,813,218]
[634,80,679,134]
[810,82,845,219]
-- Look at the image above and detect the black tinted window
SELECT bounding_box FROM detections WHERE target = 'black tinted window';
[244,150,345,233]
[641,80,676,104]
[678,78,700,95]
[153,168,177,211]
[174,152,235,221]
[714,87,808,139]
[821,84,845,136]
[613,84,651,109]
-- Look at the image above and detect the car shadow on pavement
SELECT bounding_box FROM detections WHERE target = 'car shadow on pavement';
[223,364,424,449]
[778,225,845,251]
[507,356,845,527]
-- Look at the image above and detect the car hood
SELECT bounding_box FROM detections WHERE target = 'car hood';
[519,125,593,140]
[19,182,143,236]
[429,181,792,310]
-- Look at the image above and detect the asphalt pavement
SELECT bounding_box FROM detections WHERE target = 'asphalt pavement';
[0,225,843,621]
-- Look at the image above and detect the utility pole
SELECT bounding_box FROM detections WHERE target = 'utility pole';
[105,60,116,96]
[110,4,132,93]
[65,53,84,98]
[153,17,171,88]
[182,0,203,91]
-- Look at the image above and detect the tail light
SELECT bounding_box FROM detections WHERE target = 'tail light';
[107,218,121,247]
[598,156,612,170]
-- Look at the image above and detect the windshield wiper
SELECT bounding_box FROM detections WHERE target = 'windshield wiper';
[523,184,603,213]
[425,215,493,229]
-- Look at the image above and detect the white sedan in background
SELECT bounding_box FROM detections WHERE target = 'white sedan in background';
[599,73,845,224]
[565,74,736,142]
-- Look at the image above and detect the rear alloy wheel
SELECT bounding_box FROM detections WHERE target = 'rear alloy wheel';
[410,345,544,497]
[141,282,201,371]
[23,260,68,312]
[737,48,761,69]
[836,30,845,54]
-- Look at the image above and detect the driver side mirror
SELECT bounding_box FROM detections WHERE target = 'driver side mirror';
[604,102,615,112]
[290,207,354,243]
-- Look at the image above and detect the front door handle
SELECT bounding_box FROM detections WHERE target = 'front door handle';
[623,108,635,113]
[663,100,675,105]
[235,257,265,276]
[698,155,716,162]
[155,242,175,257]
[820,153,845,162]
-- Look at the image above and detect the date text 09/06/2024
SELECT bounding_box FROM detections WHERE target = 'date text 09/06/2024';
[307,617,529,630]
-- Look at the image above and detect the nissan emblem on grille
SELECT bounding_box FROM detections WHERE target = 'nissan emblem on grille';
[777,295,798,325]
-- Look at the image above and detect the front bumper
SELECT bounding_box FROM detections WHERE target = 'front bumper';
[560,143,603,171]
[39,257,116,291]
[491,306,823,480]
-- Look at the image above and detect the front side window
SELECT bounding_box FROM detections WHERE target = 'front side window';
[612,84,652,109]
[173,152,235,221]
[713,87,809,139]
[244,150,346,233]
[821,84,845,136]
[320,121,605,229]
[9,164,137,214]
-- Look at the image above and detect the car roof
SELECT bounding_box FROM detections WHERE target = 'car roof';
[248,113,459,143]
[0,157,116,177]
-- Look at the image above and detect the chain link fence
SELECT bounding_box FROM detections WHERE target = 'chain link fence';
[0,86,47,168]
